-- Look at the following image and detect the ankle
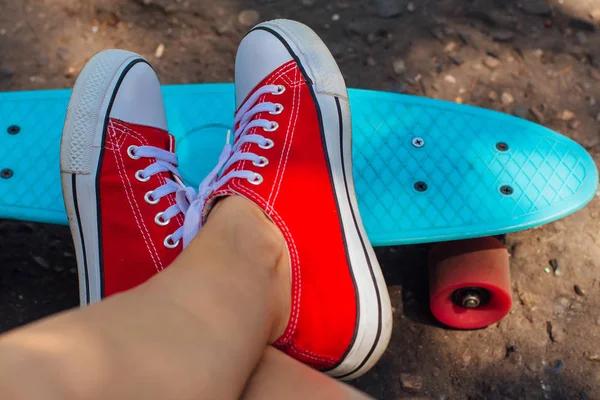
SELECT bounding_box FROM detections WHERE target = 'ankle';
[208,196,291,342]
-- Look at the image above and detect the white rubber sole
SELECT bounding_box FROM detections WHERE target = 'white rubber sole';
[60,49,147,305]
[255,20,393,380]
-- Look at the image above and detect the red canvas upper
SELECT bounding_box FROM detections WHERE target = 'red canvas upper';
[99,119,183,297]
[206,60,358,369]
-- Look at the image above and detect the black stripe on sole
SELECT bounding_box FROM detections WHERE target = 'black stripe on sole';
[250,25,383,378]
[71,173,90,305]
[70,57,148,302]
[334,96,383,380]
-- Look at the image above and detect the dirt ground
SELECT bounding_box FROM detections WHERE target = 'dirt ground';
[1,0,600,398]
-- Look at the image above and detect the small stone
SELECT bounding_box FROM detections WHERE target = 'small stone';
[574,284,585,296]
[558,110,576,121]
[491,29,515,42]
[53,264,65,273]
[444,75,456,84]
[400,373,423,393]
[377,0,403,18]
[588,96,596,106]
[488,91,498,101]
[513,104,528,119]
[576,31,587,45]
[531,106,545,123]
[32,256,50,269]
[431,83,440,91]
[501,92,515,105]
[407,2,416,12]
[444,41,456,53]
[65,66,76,78]
[301,0,315,6]
[366,56,377,67]
[549,258,562,276]
[521,0,552,16]
[154,43,165,58]
[238,9,260,27]
[547,321,566,343]
[455,96,463,104]
[69,267,77,274]
[484,55,501,69]
[458,31,470,44]
[393,59,406,75]
[533,48,544,58]
[56,47,72,61]
[0,28,6,35]
[568,120,581,130]
[596,113,600,122]
[449,55,463,65]
[331,13,340,21]
[589,354,600,362]
[554,296,571,317]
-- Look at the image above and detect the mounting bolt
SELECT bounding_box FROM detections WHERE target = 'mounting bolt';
[412,137,425,148]
[0,168,13,179]
[500,185,513,195]
[7,125,20,135]
[414,181,428,192]
[496,142,508,151]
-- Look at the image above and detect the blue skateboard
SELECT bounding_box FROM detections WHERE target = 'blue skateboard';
[0,84,596,246]
[1,84,597,329]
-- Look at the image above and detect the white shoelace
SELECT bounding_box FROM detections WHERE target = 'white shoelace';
[128,145,197,249]
[179,83,286,246]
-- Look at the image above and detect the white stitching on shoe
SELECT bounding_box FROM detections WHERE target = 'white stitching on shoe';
[109,123,163,272]
[268,65,302,210]
[113,120,186,238]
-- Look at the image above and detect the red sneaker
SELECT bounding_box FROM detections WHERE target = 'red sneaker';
[195,20,392,379]
[61,50,192,304]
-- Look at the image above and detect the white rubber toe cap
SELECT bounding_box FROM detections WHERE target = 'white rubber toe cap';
[109,62,168,130]
[235,28,293,108]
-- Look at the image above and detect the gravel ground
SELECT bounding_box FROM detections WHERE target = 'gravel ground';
[1,0,600,398]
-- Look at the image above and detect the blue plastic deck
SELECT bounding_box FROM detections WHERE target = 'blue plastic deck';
[0,84,597,246]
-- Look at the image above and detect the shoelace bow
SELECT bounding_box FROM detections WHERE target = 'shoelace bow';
[179,83,284,247]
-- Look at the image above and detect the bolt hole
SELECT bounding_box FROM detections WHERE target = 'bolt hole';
[414,181,428,192]
[0,168,14,179]
[496,142,509,151]
[500,185,513,195]
[7,125,20,135]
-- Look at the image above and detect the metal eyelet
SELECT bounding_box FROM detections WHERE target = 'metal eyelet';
[269,103,284,115]
[127,145,140,160]
[263,121,279,132]
[253,156,269,167]
[258,138,274,149]
[248,173,264,185]
[272,85,286,95]
[164,235,180,249]
[144,191,160,205]
[155,212,170,226]
[135,170,150,182]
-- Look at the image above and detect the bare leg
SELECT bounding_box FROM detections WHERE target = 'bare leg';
[0,197,291,400]
[242,347,373,400]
